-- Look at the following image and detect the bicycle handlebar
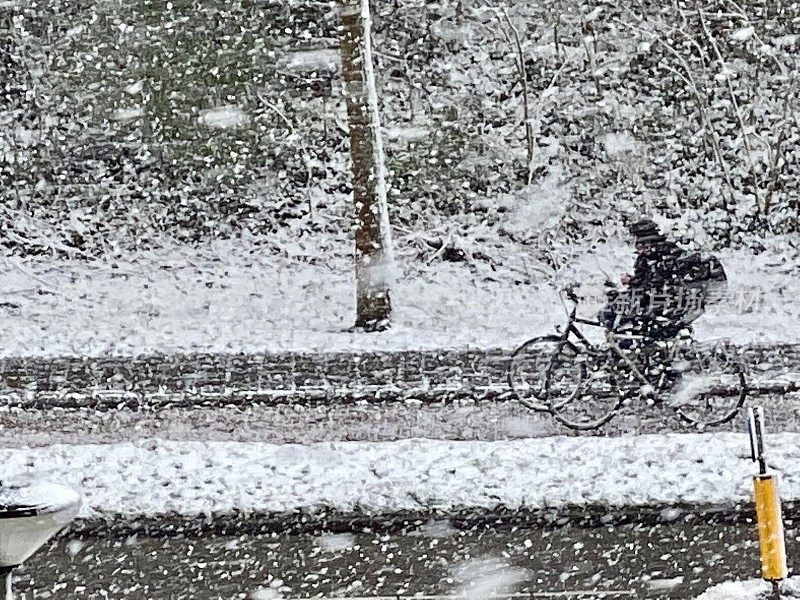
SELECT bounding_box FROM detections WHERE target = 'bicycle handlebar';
[562,285,579,303]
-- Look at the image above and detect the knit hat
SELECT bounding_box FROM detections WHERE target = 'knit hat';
[628,218,665,244]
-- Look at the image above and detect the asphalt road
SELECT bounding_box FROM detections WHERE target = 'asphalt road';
[1,389,799,448]
[13,518,790,600]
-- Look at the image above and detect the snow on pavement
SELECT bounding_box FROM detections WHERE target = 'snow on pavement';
[0,237,797,357]
[1,433,795,520]
[695,578,800,600]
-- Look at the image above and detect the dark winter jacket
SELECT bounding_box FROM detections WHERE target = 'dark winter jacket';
[605,219,729,340]
[619,241,726,335]
[629,240,684,289]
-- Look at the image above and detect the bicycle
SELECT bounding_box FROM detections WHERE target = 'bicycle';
[507,285,748,430]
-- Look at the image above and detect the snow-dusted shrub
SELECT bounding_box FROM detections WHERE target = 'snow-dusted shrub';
[2,0,797,256]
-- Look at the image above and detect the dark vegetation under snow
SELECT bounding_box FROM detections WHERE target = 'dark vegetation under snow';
[1,0,798,259]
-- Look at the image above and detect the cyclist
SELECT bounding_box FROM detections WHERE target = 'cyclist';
[603,218,720,347]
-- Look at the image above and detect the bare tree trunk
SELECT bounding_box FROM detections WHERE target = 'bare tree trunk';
[339,0,393,331]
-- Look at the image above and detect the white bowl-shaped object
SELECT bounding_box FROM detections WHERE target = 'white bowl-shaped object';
[0,481,81,568]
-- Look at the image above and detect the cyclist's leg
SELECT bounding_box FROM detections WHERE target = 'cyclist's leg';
[647,319,690,390]
[627,316,675,394]
[601,303,617,332]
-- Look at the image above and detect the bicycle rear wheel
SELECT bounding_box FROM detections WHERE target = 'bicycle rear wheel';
[547,347,624,431]
[508,336,585,412]
[671,342,748,428]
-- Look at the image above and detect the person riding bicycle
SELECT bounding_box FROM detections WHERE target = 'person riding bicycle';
[602,218,723,347]
[508,218,740,426]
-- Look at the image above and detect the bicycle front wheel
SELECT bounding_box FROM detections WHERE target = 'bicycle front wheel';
[508,335,584,412]
[547,347,624,431]
[671,342,748,428]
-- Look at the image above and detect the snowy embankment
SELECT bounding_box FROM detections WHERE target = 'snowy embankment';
[1,433,796,524]
[0,237,797,357]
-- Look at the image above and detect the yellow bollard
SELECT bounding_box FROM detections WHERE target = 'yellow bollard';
[753,474,788,581]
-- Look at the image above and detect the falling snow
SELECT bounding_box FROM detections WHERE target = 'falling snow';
[1,0,799,597]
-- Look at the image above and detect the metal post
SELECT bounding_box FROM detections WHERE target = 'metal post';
[746,407,788,589]
[747,406,766,474]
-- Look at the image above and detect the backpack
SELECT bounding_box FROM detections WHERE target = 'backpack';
[676,252,728,315]
[677,252,727,283]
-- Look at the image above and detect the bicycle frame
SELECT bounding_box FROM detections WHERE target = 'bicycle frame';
[556,287,685,388]
[509,287,748,429]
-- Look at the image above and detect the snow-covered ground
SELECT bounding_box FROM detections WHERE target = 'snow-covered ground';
[695,578,800,600]
[0,237,559,357]
[0,235,797,357]
[1,432,796,521]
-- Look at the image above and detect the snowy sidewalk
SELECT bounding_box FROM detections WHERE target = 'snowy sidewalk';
[1,344,799,411]
[0,238,797,359]
[2,433,796,525]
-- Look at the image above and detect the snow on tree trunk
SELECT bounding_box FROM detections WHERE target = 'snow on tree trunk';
[339,0,394,332]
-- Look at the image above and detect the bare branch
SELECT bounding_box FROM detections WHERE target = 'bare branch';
[500,9,535,184]
[723,0,788,77]
[696,5,765,216]
[615,19,737,210]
